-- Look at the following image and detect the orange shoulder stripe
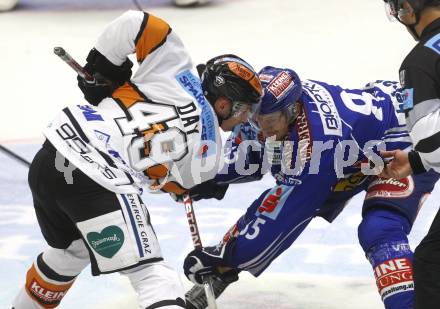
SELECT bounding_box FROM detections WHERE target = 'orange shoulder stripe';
[112,82,144,109]
[135,13,171,63]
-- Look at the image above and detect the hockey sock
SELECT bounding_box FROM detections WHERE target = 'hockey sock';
[367,241,414,309]
[121,262,185,308]
[13,253,77,308]
[359,209,414,309]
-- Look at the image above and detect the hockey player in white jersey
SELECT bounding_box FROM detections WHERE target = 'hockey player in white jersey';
[11,10,262,309]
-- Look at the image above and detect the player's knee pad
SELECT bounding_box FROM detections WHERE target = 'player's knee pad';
[121,261,185,309]
[359,210,414,309]
[42,239,90,276]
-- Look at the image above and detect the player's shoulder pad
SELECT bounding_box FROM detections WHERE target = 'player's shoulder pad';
[402,35,440,74]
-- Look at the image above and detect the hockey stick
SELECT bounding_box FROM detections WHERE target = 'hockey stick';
[183,194,218,309]
[0,48,81,169]
[0,144,31,167]
[132,0,144,11]
[0,47,92,169]
[53,47,94,82]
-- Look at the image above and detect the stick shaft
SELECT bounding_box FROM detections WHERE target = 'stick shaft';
[53,47,94,82]
[183,194,203,248]
[0,144,31,167]
[183,195,218,309]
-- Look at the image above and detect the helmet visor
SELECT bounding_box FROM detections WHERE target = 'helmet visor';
[384,1,399,21]
[230,101,251,117]
[384,0,409,22]
[256,112,284,129]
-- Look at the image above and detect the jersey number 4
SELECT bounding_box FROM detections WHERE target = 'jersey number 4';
[116,102,188,172]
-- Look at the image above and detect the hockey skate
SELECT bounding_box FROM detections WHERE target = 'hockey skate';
[185,279,230,309]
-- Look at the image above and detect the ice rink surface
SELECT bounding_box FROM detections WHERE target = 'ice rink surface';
[1,0,439,308]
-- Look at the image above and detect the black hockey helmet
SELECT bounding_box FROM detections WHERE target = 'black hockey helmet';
[198,54,263,118]
[384,0,440,21]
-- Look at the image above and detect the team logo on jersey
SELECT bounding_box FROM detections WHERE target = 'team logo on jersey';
[365,176,414,200]
[86,225,125,258]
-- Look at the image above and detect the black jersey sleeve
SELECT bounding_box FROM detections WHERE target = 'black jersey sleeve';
[400,47,440,173]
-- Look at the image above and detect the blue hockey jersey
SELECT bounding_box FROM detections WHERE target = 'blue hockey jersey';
[217,79,410,187]
[215,79,416,276]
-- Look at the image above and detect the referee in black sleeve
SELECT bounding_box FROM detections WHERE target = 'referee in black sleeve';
[380,1,440,308]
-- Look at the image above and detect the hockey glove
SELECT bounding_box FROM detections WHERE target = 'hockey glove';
[189,180,229,201]
[77,48,133,106]
[183,246,239,285]
[172,180,229,202]
[77,72,114,106]
[196,64,206,78]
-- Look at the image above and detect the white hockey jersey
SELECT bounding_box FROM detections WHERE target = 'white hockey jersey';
[44,11,221,195]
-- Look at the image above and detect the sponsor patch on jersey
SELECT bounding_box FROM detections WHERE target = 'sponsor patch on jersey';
[176,70,217,157]
[78,105,104,122]
[334,171,369,192]
[295,105,312,162]
[424,33,440,55]
[94,130,111,144]
[256,185,294,220]
[302,81,343,136]
[365,176,414,200]
[222,223,239,244]
[86,225,125,258]
[273,171,302,186]
[373,258,414,301]
[267,71,294,99]
[402,88,414,110]
[77,208,161,272]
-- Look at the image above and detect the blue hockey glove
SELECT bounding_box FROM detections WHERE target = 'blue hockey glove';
[183,246,239,285]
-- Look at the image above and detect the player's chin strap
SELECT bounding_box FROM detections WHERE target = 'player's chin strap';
[182,195,218,309]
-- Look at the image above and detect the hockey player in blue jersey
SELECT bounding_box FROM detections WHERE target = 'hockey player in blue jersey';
[183,66,439,309]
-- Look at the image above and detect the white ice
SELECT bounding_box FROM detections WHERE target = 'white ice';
[1,1,439,308]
